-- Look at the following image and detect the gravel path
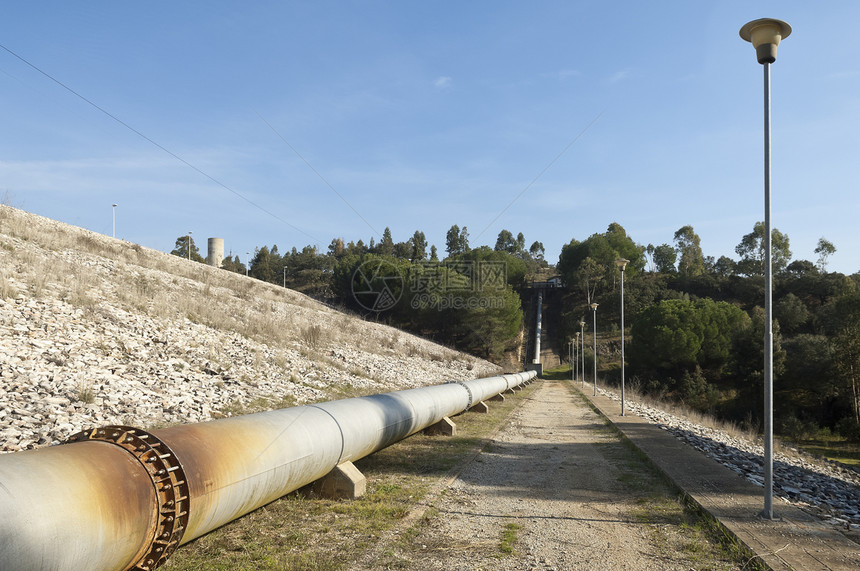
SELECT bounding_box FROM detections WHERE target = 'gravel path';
[368,381,736,570]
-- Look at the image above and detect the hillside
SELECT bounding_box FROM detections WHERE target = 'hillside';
[0,205,501,453]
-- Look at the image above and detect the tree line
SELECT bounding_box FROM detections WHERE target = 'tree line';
[557,222,859,441]
[171,226,549,363]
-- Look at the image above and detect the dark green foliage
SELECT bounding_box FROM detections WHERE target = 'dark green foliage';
[674,225,705,278]
[734,221,792,276]
[558,223,643,304]
[775,293,809,334]
[220,255,246,274]
[653,243,677,274]
[170,235,205,263]
[629,298,750,380]
[330,251,524,362]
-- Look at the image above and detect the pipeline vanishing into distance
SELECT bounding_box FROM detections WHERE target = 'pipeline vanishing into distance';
[0,370,537,571]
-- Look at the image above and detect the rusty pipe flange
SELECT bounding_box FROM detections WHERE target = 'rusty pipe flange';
[66,425,190,571]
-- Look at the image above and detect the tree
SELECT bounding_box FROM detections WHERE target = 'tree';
[249,245,277,283]
[815,237,836,272]
[673,225,704,279]
[446,225,470,256]
[379,227,395,257]
[529,241,545,261]
[220,254,246,274]
[328,237,345,258]
[515,232,526,256]
[429,245,439,261]
[645,244,656,272]
[446,225,461,256]
[410,230,427,262]
[578,257,605,304]
[458,226,470,254]
[557,223,643,291]
[775,292,809,334]
[821,292,860,423]
[713,256,736,278]
[652,244,677,274]
[170,235,205,262]
[494,229,516,254]
[392,241,411,259]
[629,298,750,381]
[735,221,791,276]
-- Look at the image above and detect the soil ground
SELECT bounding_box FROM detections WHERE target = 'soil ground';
[353,380,739,570]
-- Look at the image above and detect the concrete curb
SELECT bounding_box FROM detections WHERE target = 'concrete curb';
[577,383,860,570]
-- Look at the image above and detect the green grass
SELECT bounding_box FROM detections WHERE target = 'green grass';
[539,365,573,381]
[795,438,860,468]
[498,522,520,554]
[164,383,535,570]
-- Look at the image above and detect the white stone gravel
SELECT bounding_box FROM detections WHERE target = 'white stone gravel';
[0,205,500,453]
[597,386,860,532]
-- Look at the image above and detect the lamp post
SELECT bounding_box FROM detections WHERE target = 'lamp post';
[283,266,288,288]
[580,320,586,388]
[112,204,117,238]
[616,259,629,416]
[590,303,598,396]
[569,340,573,382]
[740,17,791,522]
[245,252,250,277]
[574,332,580,382]
[187,231,193,260]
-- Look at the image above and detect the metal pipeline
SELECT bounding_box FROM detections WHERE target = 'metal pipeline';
[0,370,536,571]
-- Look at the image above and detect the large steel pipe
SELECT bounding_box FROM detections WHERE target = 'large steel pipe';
[0,370,536,571]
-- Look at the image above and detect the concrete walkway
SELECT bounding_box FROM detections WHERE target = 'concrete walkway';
[577,382,860,570]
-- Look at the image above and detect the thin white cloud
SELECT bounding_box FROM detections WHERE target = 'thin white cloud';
[553,69,581,80]
[826,70,860,80]
[434,76,452,89]
[608,69,631,83]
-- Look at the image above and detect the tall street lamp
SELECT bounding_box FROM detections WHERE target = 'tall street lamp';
[245,252,250,277]
[580,320,586,388]
[283,266,288,288]
[616,258,629,416]
[574,332,580,382]
[112,204,117,238]
[569,340,573,382]
[187,231,193,260]
[740,17,791,521]
[590,303,598,396]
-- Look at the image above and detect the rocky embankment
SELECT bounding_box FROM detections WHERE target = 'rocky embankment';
[0,205,499,452]
[598,388,860,533]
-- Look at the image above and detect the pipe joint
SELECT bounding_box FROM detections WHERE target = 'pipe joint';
[66,425,190,571]
[450,381,474,410]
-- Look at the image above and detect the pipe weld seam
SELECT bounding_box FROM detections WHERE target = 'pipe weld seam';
[307,405,346,465]
[65,425,190,571]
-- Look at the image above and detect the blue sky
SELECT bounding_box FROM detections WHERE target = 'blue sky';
[2,1,858,274]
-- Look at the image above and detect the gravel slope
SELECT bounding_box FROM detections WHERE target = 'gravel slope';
[0,205,500,452]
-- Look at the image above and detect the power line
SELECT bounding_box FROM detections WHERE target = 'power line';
[257,112,380,238]
[474,109,605,242]
[0,42,318,243]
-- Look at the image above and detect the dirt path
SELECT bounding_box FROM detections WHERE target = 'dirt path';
[361,380,736,570]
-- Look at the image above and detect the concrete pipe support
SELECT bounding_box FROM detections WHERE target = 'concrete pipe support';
[0,370,536,570]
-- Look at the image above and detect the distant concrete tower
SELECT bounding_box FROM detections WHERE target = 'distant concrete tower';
[207,237,225,268]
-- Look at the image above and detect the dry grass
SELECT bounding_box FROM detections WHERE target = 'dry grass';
[163,382,538,570]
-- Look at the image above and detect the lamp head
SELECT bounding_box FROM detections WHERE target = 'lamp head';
[590,303,598,310]
[740,18,791,64]
[615,258,629,271]
[580,321,585,327]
